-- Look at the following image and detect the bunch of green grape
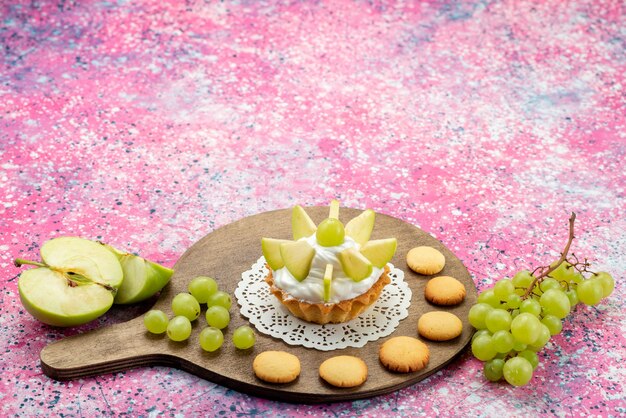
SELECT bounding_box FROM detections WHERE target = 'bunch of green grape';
[143,276,255,351]
[469,260,614,386]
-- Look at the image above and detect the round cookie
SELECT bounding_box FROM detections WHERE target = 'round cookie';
[424,275,466,305]
[379,336,430,373]
[406,246,445,275]
[253,351,301,384]
[319,355,367,388]
[418,311,463,341]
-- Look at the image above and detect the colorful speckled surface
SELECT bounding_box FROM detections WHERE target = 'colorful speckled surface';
[1,0,625,416]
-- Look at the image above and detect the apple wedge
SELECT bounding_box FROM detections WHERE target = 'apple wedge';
[261,238,291,270]
[292,205,317,240]
[345,209,375,246]
[280,240,315,281]
[338,248,373,282]
[323,263,333,302]
[359,238,397,268]
[102,244,173,305]
[16,237,123,327]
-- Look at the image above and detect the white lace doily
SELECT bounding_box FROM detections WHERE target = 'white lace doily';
[235,257,411,351]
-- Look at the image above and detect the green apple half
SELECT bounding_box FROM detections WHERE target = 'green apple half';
[16,237,123,327]
[102,244,173,305]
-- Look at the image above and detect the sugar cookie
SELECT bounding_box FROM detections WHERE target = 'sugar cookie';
[424,275,466,305]
[418,311,463,341]
[406,246,445,275]
[319,355,367,388]
[379,336,430,373]
[253,351,301,384]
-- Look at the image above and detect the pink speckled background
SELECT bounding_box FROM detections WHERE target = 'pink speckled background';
[1,0,625,416]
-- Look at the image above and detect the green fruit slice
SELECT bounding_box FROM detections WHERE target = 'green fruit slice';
[292,205,317,240]
[261,238,291,270]
[345,209,375,246]
[338,248,373,282]
[41,237,123,288]
[18,267,115,327]
[329,199,340,219]
[359,238,397,268]
[280,240,315,281]
[323,264,333,302]
[102,244,173,305]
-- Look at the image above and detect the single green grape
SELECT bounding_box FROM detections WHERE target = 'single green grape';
[519,298,541,317]
[528,324,551,351]
[471,335,496,361]
[144,309,169,334]
[171,292,201,321]
[316,218,345,247]
[565,289,579,307]
[199,327,224,352]
[491,330,514,353]
[512,270,534,295]
[577,279,603,306]
[539,278,561,292]
[472,329,492,342]
[503,357,533,386]
[541,314,563,336]
[506,293,522,309]
[205,305,230,329]
[512,339,527,351]
[477,289,500,308]
[188,276,218,304]
[483,358,505,382]
[207,291,232,310]
[233,325,256,349]
[517,350,539,370]
[493,279,515,301]
[167,315,192,342]
[594,272,615,298]
[539,288,571,319]
[485,309,512,333]
[549,261,578,282]
[468,303,493,329]
[510,313,541,345]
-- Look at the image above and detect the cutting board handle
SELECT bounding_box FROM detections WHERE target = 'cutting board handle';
[40,319,184,380]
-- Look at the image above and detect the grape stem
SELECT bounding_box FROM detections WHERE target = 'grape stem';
[522,212,577,299]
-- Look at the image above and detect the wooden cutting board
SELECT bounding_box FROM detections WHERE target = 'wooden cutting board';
[40,207,477,403]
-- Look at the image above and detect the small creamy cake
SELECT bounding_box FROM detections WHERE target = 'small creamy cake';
[261,201,397,324]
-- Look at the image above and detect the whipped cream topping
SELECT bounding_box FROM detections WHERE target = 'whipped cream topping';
[271,234,383,304]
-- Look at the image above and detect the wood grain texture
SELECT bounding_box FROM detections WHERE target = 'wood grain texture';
[40,206,477,403]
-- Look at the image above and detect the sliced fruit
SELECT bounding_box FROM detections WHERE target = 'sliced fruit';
[323,263,333,302]
[18,267,115,327]
[338,248,373,282]
[280,240,316,281]
[359,238,397,268]
[102,244,173,305]
[261,238,292,270]
[292,205,317,240]
[329,199,340,219]
[41,237,123,288]
[345,209,375,246]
